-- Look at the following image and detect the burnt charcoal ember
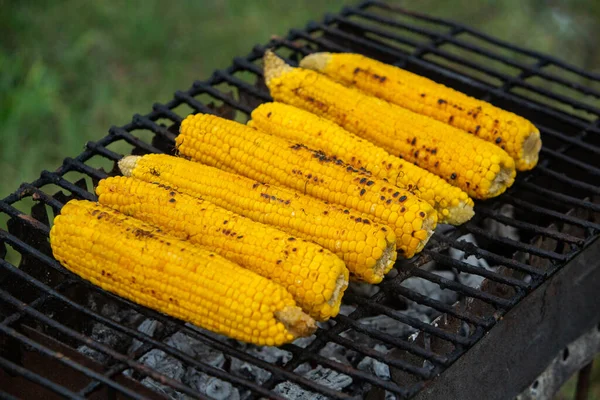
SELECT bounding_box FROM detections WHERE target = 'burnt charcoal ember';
[165,331,225,368]
[129,319,163,353]
[229,357,272,385]
[400,271,458,314]
[483,204,520,241]
[449,234,495,289]
[319,341,356,365]
[357,344,391,380]
[184,369,241,400]
[138,349,186,399]
[78,303,141,364]
[355,309,431,339]
[292,335,316,349]
[274,365,353,400]
[348,281,381,298]
[229,344,291,384]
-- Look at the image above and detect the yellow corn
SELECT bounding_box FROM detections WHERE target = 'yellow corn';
[119,154,397,283]
[177,113,437,258]
[264,51,517,200]
[50,200,316,346]
[249,102,474,225]
[300,53,541,171]
[96,176,348,321]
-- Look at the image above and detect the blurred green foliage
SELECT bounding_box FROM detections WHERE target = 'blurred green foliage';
[0,0,599,398]
[1,0,599,198]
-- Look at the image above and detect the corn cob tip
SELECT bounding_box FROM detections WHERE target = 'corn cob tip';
[118,155,141,177]
[299,52,332,72]
[374,242,396,281]
[263,50,294,85]
[449,200,476,225]
[489,161,516,197]
[275,306,317,338]
[520,130,542,170]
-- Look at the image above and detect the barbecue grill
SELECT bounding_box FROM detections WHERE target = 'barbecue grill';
[1,1,599,399]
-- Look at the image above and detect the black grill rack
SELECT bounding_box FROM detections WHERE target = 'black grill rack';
[1,1,599,399]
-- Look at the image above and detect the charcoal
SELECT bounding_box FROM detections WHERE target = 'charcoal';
[274,365,352,400]
[248,344,292,364]
[449,234,495,289]
[357,344,390,380]
[293,335,316,348]
[319,341,355,365]
[165,331,225,369]
[185,369,241,400]
[358,308,431,338]
[348,281,381,298]
[139,349,186,381]
[400,271,458,314]
[229,357,272,384]
[140,377,187,400]
[339,305,357,316]
[483,204,519,241]
[77,304,141,363]
[136,349,186,399]
[129,319,163,353]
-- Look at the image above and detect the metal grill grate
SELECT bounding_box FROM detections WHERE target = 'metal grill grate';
[1,1,599,399]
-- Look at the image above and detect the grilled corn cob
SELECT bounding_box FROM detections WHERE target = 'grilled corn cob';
[96,176,348,321]
[119,154,397,283]
[50,200,316,346]
[300,52,541,171]
[177,113,437,258]
[249,102,474,225]
[264,51,516,199]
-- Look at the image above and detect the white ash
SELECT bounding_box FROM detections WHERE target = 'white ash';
[274,365,353,400]
[449,234,496,289]
[483,204,519,241]
[357,309,431,339]
[129,319,163,354]
[400,271,458,315]
[356,344,391,380]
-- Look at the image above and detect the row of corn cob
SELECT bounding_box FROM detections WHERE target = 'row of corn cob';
[50,50,540,347]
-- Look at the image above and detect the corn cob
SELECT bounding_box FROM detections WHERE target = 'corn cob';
[119,155,397,283]
[249,102,474,225]
[264,51,516,200]
[50,200,316,346]
[176,113,437,258]
[96,176,348,321]
[300,52,541,171]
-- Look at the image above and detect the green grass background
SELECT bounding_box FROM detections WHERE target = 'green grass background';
[1,0,599,397]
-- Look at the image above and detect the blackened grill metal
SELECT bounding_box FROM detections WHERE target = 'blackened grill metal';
[0,1,599,399]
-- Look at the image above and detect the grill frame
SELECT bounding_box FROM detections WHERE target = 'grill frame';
[0,1,599,398]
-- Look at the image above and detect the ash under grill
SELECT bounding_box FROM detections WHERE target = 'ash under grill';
[1,1,599,399]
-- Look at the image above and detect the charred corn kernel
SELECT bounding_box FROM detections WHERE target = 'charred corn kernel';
[96,176,348,321]
[177,113,437,258]
[264,51,516,199]
[119,154,397,283]
[50,200,316,346]
[250,102,474,225]
[300,52,541,171]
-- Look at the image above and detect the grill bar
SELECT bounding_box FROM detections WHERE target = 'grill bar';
[0,357,85,400]
[1,1,599,398]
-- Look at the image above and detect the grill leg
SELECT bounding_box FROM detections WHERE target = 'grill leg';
[574,361,593,400]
